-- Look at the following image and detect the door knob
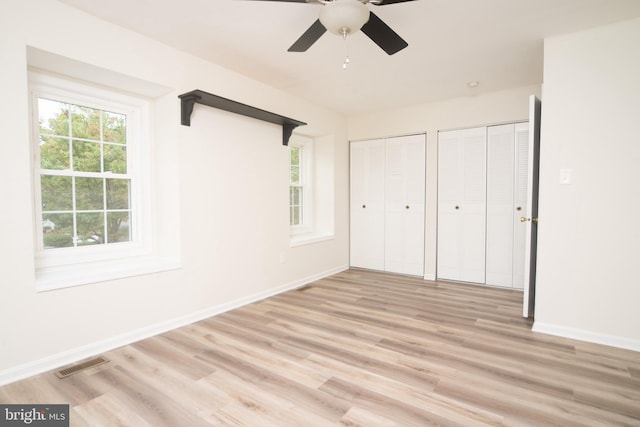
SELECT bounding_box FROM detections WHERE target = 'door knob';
[362,204,366,209]
[455,205,460,210]
[520,217,539,223]
[405,205,410,210]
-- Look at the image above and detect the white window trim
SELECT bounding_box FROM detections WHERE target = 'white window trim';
[288,134,336,247]
[29,72,178,291]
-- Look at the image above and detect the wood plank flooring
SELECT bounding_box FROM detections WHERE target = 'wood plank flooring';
[1,269,639,426]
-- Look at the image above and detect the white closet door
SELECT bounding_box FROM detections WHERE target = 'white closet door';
[437,127,486,283]
[436,130,462,280]
[459,128,487,283]
[384,134,426,276]
[486,124,515,287]
[512,122,530,289]
[350,139,386,270]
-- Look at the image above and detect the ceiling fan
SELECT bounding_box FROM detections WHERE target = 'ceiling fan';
[249,0,417,55]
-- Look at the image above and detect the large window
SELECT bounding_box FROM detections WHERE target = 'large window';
[30,72,154,289]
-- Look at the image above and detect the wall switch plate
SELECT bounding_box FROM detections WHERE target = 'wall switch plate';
[560,168,572,185]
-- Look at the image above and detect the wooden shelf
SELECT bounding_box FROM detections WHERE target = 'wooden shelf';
[178,90,307,145]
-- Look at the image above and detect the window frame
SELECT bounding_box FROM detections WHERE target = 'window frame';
[288,135,313,236]
[29,72,153,285]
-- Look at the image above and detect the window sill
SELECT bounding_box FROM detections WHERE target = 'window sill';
[289,232,334,248]
[35,256,181,292]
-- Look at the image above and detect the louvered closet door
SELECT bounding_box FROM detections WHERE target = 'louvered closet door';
[486,124,516,287]
[437,127,487,283]
[436,130,461,280]
[384,134,426,276]
[350,139,386,270]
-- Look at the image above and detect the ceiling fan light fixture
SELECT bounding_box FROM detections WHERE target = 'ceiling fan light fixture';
[319,0,370,36]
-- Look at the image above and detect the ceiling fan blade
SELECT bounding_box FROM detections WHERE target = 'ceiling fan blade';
[288,19,327,52]
[360,12,408,55]
[243,0,309,2]
[243,0,320,2]
[373,0,418,4]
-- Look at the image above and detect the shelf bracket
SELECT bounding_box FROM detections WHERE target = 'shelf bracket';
[178,89,307,145]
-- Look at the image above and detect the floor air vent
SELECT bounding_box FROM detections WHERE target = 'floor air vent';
[55,356,109,379]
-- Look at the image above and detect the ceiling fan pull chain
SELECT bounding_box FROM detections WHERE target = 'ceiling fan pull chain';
[342,28,350,70]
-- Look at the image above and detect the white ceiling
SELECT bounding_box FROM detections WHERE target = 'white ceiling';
[58,0,640,115]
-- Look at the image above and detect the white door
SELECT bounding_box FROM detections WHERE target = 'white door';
[523,95,541,318]
[350,139,386,270]
[512,122,530,290]
[385,134,426,276]
[437,127,487,283]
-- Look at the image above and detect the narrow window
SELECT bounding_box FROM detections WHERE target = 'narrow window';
[289,145,303,226]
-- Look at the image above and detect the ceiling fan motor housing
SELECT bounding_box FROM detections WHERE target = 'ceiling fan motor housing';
[319,0,370,35]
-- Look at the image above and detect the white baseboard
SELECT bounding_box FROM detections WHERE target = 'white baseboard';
[532,321,640,352]
[0,264,349,387]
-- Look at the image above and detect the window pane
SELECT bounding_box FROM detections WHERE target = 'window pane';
[76,212,104,245]
[75,177,104,210]
[42,213,73,248]
[40,136,70,170]
[290,206,301,226]
[290,186,302,205]
[41,175,72,211]
[38,98,69,137]
[289,186,303,226]
[102,111,126,144]
[290,165,300,184]
[71,105,101,140]
[106,212,130,243]
[104,144,127,174]
[290,146,300,165]
[290,147,300,184]
[106,179,130,209]
[73,140,102,172]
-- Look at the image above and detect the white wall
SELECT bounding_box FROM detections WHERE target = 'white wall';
[533,17,640,350]
[0,0,349,384]
[348,85,541,280]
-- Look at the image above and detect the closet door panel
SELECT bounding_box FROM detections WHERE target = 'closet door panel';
[459,128,487,283]
[385,135,425,276]
[486,124,515,287]
[403,135,427,276]
[384,138,405,273]
[437,127,486,283]
[350,139,385,270]
[436,130,462,280]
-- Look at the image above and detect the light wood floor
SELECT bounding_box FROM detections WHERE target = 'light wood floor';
[2,269,639,426]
